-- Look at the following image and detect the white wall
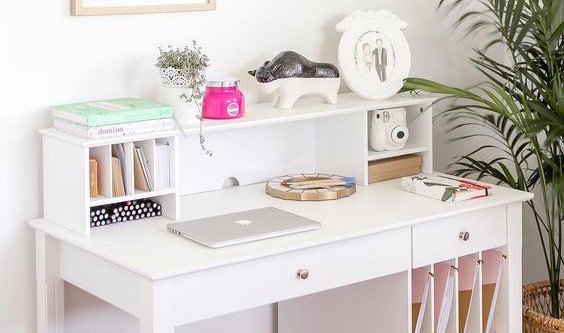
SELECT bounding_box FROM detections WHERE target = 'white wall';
[0,1,539,332]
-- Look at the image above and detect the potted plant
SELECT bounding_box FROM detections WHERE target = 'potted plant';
[157,41,210,125]
[404,0,563,330]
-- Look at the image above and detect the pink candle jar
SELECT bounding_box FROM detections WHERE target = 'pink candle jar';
[202,78,245,120]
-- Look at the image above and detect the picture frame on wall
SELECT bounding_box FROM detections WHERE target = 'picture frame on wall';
[336,11,411,100]
[71,0,216,16]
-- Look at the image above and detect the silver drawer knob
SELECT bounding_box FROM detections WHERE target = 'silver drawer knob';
[297,269,310,280]
[459,231,470,241]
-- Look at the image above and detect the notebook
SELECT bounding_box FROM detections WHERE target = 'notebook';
[168,207,321,248]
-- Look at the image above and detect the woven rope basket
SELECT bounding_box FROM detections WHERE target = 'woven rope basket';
[523,280,564,332]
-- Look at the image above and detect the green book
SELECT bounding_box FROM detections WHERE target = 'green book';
[52,98,173,127]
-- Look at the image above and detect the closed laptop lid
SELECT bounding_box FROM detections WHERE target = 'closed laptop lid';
[167,207,321,248]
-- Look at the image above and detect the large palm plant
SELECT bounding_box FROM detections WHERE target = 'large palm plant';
[404,0,563,318]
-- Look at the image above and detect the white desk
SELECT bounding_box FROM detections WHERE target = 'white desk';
[30,177,532,333]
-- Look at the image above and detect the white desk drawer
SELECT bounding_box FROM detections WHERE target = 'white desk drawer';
[173,227,411,324]
[412,206,507,268]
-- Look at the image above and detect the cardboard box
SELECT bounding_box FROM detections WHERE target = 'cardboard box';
[368,154,422,183]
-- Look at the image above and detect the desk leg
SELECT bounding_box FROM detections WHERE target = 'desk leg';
[140,280,175,333]
[505,202,523,332]
[36,230,65,333]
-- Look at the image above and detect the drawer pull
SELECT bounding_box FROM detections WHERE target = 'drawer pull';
[459,231,470,241]
[297,269,310,280]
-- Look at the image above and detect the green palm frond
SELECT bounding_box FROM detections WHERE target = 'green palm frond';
[405,0,563,317]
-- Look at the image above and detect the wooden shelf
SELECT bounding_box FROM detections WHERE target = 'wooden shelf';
[367,144,431,161]
[90,188,176,207]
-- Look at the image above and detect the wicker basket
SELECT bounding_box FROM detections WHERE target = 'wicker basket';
[523,280,564,332]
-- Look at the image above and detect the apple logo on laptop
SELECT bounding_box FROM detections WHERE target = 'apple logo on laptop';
[235,219,253,226]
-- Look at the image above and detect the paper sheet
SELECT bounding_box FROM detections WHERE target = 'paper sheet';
[436,267,455,333]
[484,256,505,333]
[414,273,432,333]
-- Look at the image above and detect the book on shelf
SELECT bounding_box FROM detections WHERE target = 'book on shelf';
[134,146,153,192]
[112,143,134,195]
[53,117,174,140]
[52,98,173,127]
[89,158,98,198]
[401,174,492,202]
[111,157,126,197]
[156,142,170,190]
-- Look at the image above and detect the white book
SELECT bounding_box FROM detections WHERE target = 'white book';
[156,143,171,190]
[402,174,492,202]
[53,117,174,140]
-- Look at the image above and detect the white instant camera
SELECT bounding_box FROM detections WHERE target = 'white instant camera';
[369,108,410,151]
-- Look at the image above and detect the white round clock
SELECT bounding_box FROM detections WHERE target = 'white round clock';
[336,10,411,100]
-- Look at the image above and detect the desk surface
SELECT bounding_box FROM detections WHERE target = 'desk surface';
[30,177,532,280]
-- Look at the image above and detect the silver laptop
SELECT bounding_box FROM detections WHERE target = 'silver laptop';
[167,207,321,248]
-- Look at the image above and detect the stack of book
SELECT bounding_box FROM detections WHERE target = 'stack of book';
[52,98,174,140]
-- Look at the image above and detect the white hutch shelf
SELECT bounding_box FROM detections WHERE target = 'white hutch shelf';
[178,92,435,194]
[40,128,180,236]
[40,92,434,236]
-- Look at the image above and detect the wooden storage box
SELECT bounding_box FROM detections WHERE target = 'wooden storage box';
[368,154,422,184]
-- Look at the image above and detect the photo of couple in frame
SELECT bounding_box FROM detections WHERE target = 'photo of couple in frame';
[355,31,396,83]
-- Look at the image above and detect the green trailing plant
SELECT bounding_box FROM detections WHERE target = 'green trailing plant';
[403,0,563,318]
[157,41,212,156]
[156,41,209,103]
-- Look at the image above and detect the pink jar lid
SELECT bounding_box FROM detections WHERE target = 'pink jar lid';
[206,78,240,88]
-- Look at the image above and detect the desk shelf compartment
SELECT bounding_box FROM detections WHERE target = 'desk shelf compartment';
[42,131,180,236]
[364,104,433,185]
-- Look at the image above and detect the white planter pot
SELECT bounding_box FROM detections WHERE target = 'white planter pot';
[158,67,201,126]
[159,85,200,125]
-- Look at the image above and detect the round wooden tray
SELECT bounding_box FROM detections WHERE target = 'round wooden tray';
[266,174,356,201]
